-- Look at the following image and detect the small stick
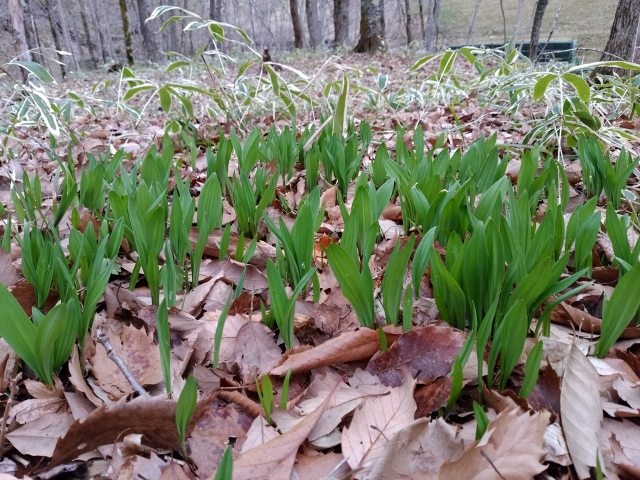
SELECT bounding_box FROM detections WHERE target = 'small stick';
[0,373,22,459]
[95,329,148,397]
[219,390,263,419]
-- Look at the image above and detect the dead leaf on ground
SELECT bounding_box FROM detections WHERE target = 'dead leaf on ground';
[49,392,217,467]
[230,382,337,480]
[439,407,550,480]
[235,321,282,385]
[366,324,467,387]
[342,370,417,469]
[368,416,464,479]
[561,344,603,479]
[6,412,74,458]
[0,249,18,287]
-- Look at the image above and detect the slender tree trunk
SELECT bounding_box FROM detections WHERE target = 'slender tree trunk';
[290,0,304,48]
[594,0,640,75]
[306,0,322,48]
[44,0,65,78]
[8,0,31,82]
[467,0,481,43]
[79,0,98,68]
[57,0,80,71]
[136,0,159,61]
[403,0,413,44]
[425,0,441,51]
[21,0,36,54]
[354,0,385,52]
[98,7,116,61]
[529,0,549,61]
[119,0,135,65]
[418,0,426,42]
[87,0,107,63]
[514,0,525,39]
[333,0,349,46]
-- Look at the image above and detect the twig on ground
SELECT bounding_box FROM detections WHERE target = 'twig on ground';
[95,328,148,397]
[0,373,22,459]
[219,389,263,419]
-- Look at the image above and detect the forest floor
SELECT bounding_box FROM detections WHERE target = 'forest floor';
[0,46,640,480]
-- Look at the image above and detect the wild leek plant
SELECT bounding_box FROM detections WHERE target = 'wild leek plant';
[228,172,277,238]
[266,259,316,350]
[206,133,232,196]
[19,225,56,310]
[0,285,80,385]
[576,134,640,209]
[322,135,364,199]
[381,235,415,326]
[255,375,274,423]
[263,188,323,294]
[267,124,298,185]
[605,204,640,277]
[594,262,640,358]
[192,173,223,288]
[176,375,198,458]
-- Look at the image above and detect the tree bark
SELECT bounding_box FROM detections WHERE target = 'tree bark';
[119,0,135,65]
[306,0,322,48]
[57,0,80,71]
[403,0,413,44]
[136,0,159,62]
[79,0,98,68]
[21,0,36,54]
[290,0,304,48]
[418,0,426,42]
[96,6,115,61]
[333,0,349,46]
[354,0,385,52]
[529,0,549,61]
[44,0,65,78]
[87,0,108,63]
[8,0,31,82]
[594,0,640,75]
[467,0,481,43]
[425,0,441,51]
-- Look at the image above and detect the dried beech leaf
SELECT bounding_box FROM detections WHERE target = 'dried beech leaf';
[342,370,417,469]
[368,417,464,479]
[366,325,466,387]
[231,381,337,479]
[49,393,216,467]
[235,322,281,384]
[0,249,18,287]
[439,407,550,480]
[6,412,74,457]
[561,344,603,479]
[271,327,397,376]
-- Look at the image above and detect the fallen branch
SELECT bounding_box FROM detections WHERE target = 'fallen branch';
[0,373,21,459]
[219,389,263,419]
[95,329,148,397]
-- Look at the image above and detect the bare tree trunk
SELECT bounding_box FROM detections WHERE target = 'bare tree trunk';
[514,0,525,39]
[136,0,159,61]
[87,0,107,63]
[57,0,80,71]
[333,0,349,46]
[529,0,549,61]
[119,0,135,65]
[425,0,441,51]
[594,0,640,75]
[467,0,481,43]
[306,0,322,48]
[499,0,507,43]
[354,0,385,52]
[8,0,31,82]
[98,7,116,61]
[290,0,304,48]
[44,0,65,77]
[21,0,36,53]
[403,0,413,44]
[418,0,426,42]
[79,0,98,68]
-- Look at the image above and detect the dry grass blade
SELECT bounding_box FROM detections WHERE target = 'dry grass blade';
[560,344,603,479]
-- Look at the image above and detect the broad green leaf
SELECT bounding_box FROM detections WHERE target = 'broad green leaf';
[176,375,198,447]
[562,73,591,103]
[11,61,55,83]
[519,340,543,398]
[533,73,557,101]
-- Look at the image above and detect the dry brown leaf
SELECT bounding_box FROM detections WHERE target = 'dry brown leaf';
[6,412,74,457]
[181,277,218,315]
[230,383,337,480]
[271,327,398,376]
[241,416,279,453]
[199,258,268,291]
[366,324,466,387]
[367,417,464,479]
[0,249,18,287]
[89,325,163,400]
[561,344,603,479]
[64,392,96,421]
[234,321,282,385]
[189,405,252,478]
[49,392,216,467]
[341,370,417,469]
[159,462,194,480]
[602,417,640,475]
[68,346,103,407]
[294,452,350,480]
[613,376,640,409]
[439,407,550,480]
